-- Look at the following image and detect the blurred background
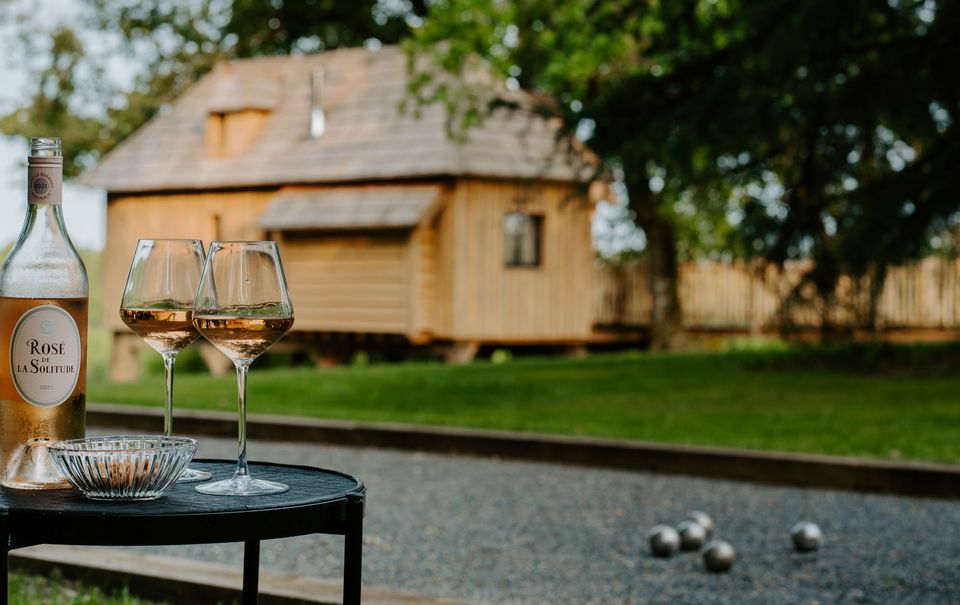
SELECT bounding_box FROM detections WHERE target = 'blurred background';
[1,1,959,603]
[0,0,956,457]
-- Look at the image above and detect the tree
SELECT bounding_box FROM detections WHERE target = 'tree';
[727,1,960,334]
[0,26,107,177]
[226,0,426,56]
[406,0,739,348]
[6,0,958,343]
[407,0,960,342]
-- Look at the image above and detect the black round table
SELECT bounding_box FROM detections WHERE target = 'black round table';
[0,460,365,605]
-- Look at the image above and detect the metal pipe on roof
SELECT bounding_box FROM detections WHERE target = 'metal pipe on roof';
[309,66,326,139]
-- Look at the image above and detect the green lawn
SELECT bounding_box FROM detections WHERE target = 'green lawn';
[10,571,165,605]
[88,347,960,464]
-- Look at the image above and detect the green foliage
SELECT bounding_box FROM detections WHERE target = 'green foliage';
[10,569,166,605]
[0,26,107,177]
[226,0,423,56]
[0,0,423,176]
[0,0,230,177]
[720,1,960,323]
[408,0,960,334]
[90,348,960,463]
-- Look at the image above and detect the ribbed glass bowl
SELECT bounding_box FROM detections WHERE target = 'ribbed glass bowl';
[48,435,197,501]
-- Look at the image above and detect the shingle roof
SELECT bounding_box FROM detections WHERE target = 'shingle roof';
[206,68,280,113]
[260,185,440,230]
[82,46,590,192]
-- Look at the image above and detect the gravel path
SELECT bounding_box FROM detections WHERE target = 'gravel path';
[95,427,960,605]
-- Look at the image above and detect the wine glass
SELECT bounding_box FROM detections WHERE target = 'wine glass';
[192,241,294,496]
[119,239,211,482]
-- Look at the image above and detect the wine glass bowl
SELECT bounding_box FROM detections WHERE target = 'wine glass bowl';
[191,313,294,364]
[119,239,210,483]
[119,308,200,355]
[192,241,294,496]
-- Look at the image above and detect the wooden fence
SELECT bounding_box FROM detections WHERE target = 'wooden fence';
[593,257,960,332]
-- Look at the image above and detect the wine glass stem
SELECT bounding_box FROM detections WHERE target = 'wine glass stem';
[162,353,177,437]
[235,361,252,478]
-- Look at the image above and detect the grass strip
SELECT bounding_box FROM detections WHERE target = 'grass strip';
[89,348,960,464]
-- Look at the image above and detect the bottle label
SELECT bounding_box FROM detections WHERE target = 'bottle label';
[27,158,62,205]
[9,305,82,407]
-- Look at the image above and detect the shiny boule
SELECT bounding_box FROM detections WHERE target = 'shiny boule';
[686,511,716,537]
[702,540,736,572]
[791,521,822,552]
[648,525,681,557]
[677,520,708,551]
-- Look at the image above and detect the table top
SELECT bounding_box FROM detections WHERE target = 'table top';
[0,460,365,548]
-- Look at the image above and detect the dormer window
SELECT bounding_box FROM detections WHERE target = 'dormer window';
[204,65,278,157]
[205,108,270,157]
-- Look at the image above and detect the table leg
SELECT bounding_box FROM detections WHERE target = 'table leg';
[242,539,260,605]
[0,511,8,605]
[343,495,364,605]
[0,546,6,605]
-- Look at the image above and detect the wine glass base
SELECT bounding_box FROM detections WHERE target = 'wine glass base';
[194,474,288,496]
[177,467,212,483]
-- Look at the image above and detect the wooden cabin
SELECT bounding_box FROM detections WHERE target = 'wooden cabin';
[82,46,597,379]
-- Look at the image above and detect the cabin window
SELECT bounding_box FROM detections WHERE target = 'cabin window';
[504,212,542,267]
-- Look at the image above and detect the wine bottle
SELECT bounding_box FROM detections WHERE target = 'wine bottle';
[0,137,88,489]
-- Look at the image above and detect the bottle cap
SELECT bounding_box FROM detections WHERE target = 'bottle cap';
[28,137,62,157]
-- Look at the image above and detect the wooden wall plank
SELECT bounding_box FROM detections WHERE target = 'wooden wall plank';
[445,179,594,341]
[106,178,595,344]
[281,235,410,334]
[433,191,456,337]
[105,190,275,332]
[594,258,960,331]
[105,190,413,336]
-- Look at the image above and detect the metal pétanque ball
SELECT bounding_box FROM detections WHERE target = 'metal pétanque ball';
[702,540,736,572]
[677,520,708,551]
[791,521,823,552]
[648,525,681,557]
[686,511,716,537]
